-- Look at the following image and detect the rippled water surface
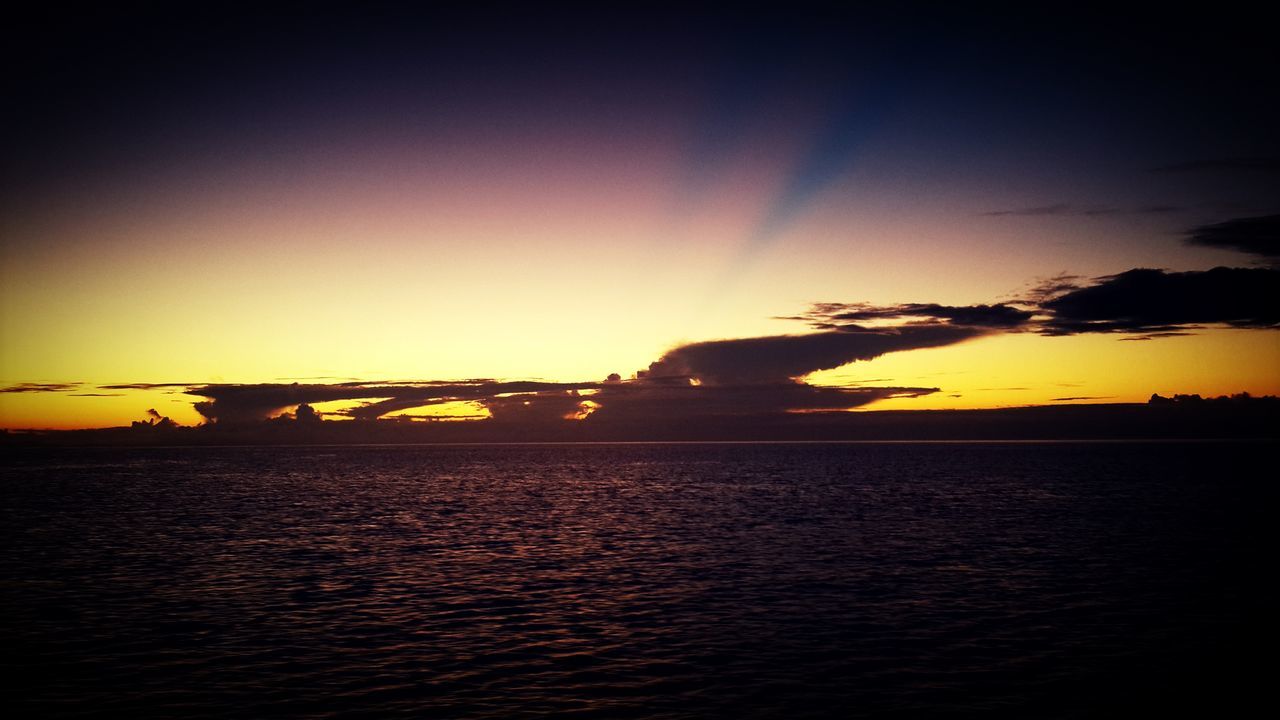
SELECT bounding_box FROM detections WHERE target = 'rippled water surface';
[2,442,1274,718]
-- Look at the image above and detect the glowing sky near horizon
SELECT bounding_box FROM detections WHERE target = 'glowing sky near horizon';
[2,8,1277,429]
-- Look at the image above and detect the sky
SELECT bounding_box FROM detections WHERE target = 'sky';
[2,6,1277,431]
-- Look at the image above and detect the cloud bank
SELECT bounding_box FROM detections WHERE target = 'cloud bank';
[175,248,1275,429]
[7,214,1277,435]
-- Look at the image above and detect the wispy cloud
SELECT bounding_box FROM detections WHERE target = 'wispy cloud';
[789,303,1032,330]
[1117,332,1194,341]
[981,203,1185,217]
[981,204,1075,217]
[1150,157,1280,173]
[1184,214,1279,262]
[0,382,83,393]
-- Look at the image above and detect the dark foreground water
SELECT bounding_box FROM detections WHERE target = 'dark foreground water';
[1,442,1274,718]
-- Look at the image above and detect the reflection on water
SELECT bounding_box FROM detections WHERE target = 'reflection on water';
[1,442,1273,718]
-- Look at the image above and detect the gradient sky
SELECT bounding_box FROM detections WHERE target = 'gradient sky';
[2,7,1277,430]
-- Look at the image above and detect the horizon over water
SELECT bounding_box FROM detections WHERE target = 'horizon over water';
[2,441,1273,718]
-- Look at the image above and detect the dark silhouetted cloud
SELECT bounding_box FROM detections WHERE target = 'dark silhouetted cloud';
[0,382,82,393]
[982,204,1184,217]
[1021,273,1087,305]
[178,373,945,430]
[1050,396,1117,402]
[791,264,1279,341]
[175,323,977,427]
[98,382,198,390]
[485,391,592,423]
[1184,214,1280,261]
[642,325,986,385]
[794,302,1033,329]
[14,255,1279,438]
[1117,332,1194,341]
[1037,266,1280,335]
[188,380,594,423]
[294,403,321,424]
[588,383,938,424]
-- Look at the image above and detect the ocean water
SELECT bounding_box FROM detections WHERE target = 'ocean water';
[1,442,1273,718]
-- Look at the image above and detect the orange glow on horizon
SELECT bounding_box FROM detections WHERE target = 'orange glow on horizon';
[811,329,1280,411]
[381,400,490,422]
[566,399,601,421]
[3,324,1276,430]
[2,88,1276,431]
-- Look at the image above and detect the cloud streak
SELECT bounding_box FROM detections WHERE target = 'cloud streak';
[1037,266,1279,335]
[793,259,1278,340]
[1184,215,1280,262]
[642,325,987,385]
[790,303,1032,329]
[1150,157,1280,174]
[0,382,83,393]
[980,204,1185,217]
[98,382,201,390]
[981,204,1075,217]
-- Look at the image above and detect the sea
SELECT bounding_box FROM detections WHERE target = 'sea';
[1,442,1273,718]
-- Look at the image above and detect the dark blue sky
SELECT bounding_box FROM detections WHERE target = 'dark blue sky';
[6,5,1277,199]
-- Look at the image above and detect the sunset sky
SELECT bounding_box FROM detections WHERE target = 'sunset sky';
[2,7,1277,430]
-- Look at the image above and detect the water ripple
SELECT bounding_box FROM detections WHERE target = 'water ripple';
[2,442,1274,717]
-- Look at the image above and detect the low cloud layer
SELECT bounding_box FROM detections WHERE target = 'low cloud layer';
[173,377,945,427]
[164,322,985,426]
[188,380,595,424]
[7,212,1278,434]
[150,259,1271,427]
[642,325,986,385]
